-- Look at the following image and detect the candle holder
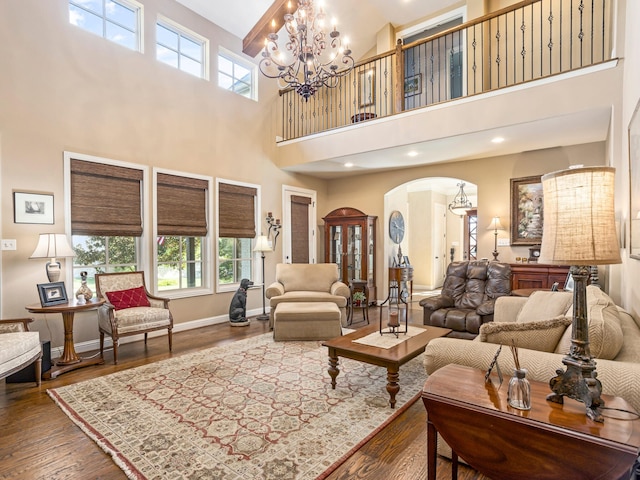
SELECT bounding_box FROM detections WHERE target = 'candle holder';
[379,304,408,338]
[265,212,281,249]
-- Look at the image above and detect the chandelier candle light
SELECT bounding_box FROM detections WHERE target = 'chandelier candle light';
[538,166,621,422]
[259,0,354,101]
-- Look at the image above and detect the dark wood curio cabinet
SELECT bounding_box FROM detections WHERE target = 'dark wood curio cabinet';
[323,207,377,304]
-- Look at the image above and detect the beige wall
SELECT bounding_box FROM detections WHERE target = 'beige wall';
[0,0,327,349]
[321,142,605,300]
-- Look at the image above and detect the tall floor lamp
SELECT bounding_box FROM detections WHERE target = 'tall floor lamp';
[486,216,504,261]
[253,235,272,321]
[538,166,621,422]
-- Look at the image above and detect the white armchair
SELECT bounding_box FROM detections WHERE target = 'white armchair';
[0,318,42,386]
[95,272,173,364]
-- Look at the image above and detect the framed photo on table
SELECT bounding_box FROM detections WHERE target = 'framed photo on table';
[14,192,54,224]
[510,176,544,246]
[37,282,69,307]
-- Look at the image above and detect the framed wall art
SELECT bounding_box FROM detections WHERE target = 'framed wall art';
[404,74,422,97]
[37,282,69,307]
[510,176,544,246]
[358,69,375,107]
[629,97,640,259]
[14,192,54,224]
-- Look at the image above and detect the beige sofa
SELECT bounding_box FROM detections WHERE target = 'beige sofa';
[265,263,350,328]
[424,286,640,414]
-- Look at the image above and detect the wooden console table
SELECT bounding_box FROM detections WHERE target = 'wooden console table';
[26,298,105,379]
[423,364,640,480]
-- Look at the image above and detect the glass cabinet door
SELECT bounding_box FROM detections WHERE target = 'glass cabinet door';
[346,223,362,281]
[329,225,342,273]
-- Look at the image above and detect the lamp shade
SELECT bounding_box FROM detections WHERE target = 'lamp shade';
[538,166,621,265]
[486,216,504,231]
[253,235,271,252]
[30,233,75,259]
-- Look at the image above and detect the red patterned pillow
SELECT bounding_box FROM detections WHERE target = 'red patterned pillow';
[105,286,151,310]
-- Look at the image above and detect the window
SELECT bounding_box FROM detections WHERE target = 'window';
[65,152,146,293]
[156,17,208,79]
[218,49,255,99]
[155,171,211,294]
[68,0,142,52]
[217,180,259,290]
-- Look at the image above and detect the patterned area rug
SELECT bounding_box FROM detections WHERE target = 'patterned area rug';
[48,333,427,480]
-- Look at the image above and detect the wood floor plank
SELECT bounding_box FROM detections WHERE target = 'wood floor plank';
[1,305,487,480]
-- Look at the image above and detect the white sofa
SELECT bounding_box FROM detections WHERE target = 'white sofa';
[0,318,42,386]
[424,286,640,413]
[265,263,350,328]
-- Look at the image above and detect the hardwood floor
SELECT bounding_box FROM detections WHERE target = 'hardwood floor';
[0,302,487,480]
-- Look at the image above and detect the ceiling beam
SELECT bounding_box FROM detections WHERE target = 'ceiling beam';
[242,0,291,58]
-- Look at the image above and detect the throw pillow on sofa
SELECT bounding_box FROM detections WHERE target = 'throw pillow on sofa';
[479,316,572,352]
[555,286,624,360]
[516,291,573,323]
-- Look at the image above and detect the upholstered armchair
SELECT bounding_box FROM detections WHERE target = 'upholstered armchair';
[95,272,173,364]
[0,318,42,386]
[419,260,511,339]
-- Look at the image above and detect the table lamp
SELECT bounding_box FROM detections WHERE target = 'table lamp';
[486,216,504,261]
[538,166,621,422]
[30,233,76,282]
[253,235,272,321]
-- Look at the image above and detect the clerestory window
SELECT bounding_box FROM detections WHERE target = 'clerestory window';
[68,0,142,52]
[156,16,208,79]
[218,48,256,100]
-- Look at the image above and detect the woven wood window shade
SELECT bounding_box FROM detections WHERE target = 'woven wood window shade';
[157,173,209,237]
[218,183,257,238]
[291,195,311,263]
[71,159,143,236]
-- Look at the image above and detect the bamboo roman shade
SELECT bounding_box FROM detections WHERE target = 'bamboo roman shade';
[157,173,209,237]
[70,159,143,236]
[218,183,257,238]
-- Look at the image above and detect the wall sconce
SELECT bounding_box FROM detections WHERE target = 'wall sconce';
[266,212,281,249]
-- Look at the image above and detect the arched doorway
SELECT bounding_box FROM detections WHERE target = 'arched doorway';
[384,177,478,292]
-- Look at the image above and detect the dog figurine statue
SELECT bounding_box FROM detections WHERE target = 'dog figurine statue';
[229,278,253,327]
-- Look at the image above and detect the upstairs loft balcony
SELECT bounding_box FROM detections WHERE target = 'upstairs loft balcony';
[274,0,619,177]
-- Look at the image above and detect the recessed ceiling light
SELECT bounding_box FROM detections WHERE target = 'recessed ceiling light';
[408,151,418,157]
[492,137,505,144]
[344,162,354,168]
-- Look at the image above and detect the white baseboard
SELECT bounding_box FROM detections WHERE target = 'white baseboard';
[50,307,268,359]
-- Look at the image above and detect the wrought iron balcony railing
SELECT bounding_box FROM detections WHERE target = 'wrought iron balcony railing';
[278,0,612,142]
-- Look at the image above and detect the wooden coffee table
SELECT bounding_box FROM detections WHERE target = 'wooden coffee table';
[423,364,640,480]
[322,323,451,408]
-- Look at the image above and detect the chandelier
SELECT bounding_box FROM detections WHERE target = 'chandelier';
[448,182,473,216]
[259,0,354,101]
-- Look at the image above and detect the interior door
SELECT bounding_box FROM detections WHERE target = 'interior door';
[433,203,446,287]
[283,186,316,264]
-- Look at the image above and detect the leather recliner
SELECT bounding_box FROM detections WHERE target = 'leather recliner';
[419,260,511,339]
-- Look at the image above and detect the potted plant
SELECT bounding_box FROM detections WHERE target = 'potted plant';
[352,291,366,307]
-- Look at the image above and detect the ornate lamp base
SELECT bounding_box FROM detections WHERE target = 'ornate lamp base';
[546,265,605,423]
[546,356,604,422]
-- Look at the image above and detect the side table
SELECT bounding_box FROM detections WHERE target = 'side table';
[422,364,640,480]
[347,279,369,325]
[26,298,105,379]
